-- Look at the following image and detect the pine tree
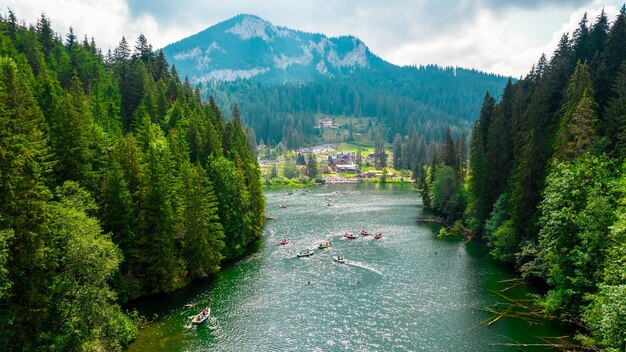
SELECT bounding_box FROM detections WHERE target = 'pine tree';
[178,162,224,280]
[486,80,513,208]
[113,36,130,65]
[0,56,53,347]
[443,126,457,170]
[606,64,626,158]
[51,73,95,188]
[554,62,598,160]
[307,153,318,178]
[136,130,178,295]
[392,133,403,169]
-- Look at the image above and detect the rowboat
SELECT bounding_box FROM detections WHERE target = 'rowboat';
[280,238,290,245]
[296,249,314,257]
[374,232,384,239]
[344,233,357,239]
[360,230,370,236]
[191,307,210,324]
[318,241,332,249]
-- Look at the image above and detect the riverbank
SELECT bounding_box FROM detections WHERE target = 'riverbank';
[263,176,414,189]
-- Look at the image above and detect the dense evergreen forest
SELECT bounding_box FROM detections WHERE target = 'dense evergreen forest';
[422,9,626,350]
[204,65,508,149]
[0,11,264,351]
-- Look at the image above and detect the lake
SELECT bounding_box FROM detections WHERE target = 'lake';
[127,183,568,351]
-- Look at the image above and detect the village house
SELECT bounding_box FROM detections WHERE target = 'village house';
[319,165,332,174]
[315,116,339,129]
[327,152,355,165]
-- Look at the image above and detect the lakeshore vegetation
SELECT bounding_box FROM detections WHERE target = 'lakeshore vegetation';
[421,9,626,351]
[0,12,263,351]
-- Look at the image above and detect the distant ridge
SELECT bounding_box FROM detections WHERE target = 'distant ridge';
[162,14,390,84]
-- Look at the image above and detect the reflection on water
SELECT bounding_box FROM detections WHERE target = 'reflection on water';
[128,183,568,351]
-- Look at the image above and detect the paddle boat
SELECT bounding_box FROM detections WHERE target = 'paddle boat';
[296,249,314,257]
[374,232,384,239]
[279,204,287,209]
[343,232,357,239]
[333,256,346,264]
[318,241,332,249]
[280,238,290,245]
[191,307,211,325]
[360,230,370,236]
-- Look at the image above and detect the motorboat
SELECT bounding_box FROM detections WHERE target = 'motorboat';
[343,233,357,239]
[296,249,314,257]
[279,204,287,209]
[374,232,384,239]
[333,256,346,264]
[360,230,370,236]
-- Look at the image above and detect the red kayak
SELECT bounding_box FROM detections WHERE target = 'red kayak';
[344,233,357,239]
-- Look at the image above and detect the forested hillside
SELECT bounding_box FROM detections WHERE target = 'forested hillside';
[0,11,264,351]
[163,14,510,149]
[458,9,626,350]
[207,65,508,149]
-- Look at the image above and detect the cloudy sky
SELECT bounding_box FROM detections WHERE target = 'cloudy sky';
[5,0,623,77]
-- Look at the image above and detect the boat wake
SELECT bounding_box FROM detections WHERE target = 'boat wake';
[345,261,383,276]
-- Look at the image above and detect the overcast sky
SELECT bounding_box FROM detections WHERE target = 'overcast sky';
[4,0,623,77]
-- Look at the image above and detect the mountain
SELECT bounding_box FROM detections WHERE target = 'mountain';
[163,14,391,84]
[162,15,511,148]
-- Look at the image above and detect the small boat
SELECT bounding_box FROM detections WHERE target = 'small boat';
[279,204,287,209]
[191,307,211,324]
[343,232,357,239]
[183,303,195,308]
[334,256,346,264]
[280,238,290,245]
[360,230,370,236]
[318,241,332,249]
[374,232,384,239]
[296,249,314,257]
[326,202,334,206]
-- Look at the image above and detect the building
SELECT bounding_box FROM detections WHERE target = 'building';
[328,152,355,166]
[315,116,339,129]
[319,165,332,174]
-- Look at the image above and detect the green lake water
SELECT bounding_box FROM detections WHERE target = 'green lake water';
[127,183,569,351]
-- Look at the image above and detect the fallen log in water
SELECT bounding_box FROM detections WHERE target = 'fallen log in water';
[416,216,449,227]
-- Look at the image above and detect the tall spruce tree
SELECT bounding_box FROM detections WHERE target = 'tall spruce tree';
[554,62,598,160]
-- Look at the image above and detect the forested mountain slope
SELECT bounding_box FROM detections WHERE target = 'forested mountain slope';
[0,11,264,350]
[164,14,510,147]
[461,9,626,350]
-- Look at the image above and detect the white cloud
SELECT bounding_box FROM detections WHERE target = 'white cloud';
[4,0,623,76]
